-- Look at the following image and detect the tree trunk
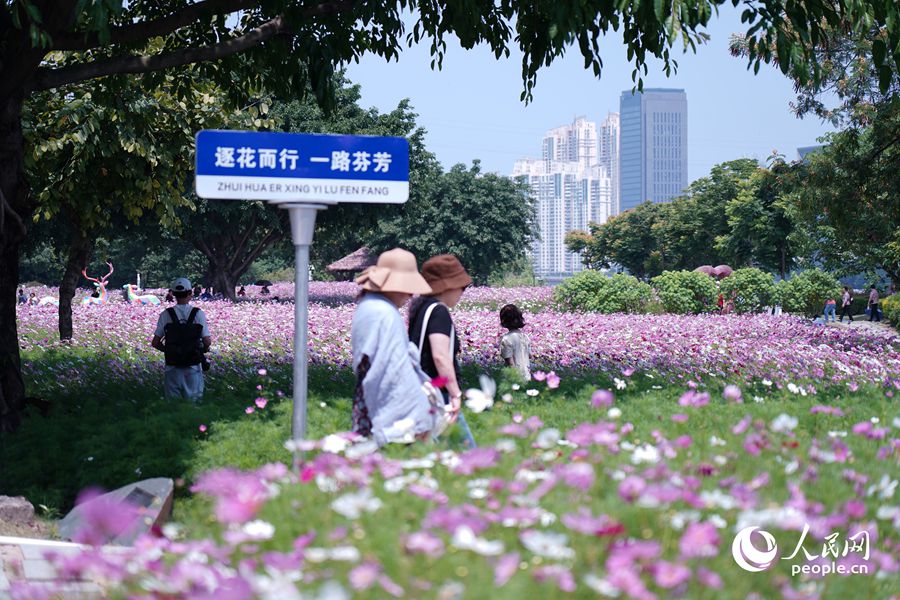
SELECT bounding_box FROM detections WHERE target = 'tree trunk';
[58,226,93,340]
[0,94,29,433]
[209,266,237,302]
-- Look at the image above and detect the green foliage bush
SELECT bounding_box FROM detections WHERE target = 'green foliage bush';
[650,270,719,314]
[780,269,842,317]
[554,271,652,313]
[718,268,777,314]
[881,294,900,325]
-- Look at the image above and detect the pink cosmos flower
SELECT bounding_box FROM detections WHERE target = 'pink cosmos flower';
[678,391,710,407]
[618,476,646,503]
[533,564,576,592]
[653,561,691,589]
[679,522,720,558]
[192,468,269,524]
[671,413,689,423]
[696,567,723,589]
[621,367,635,377]
[257,368,267,376]
[591,389,614,407]
[556,462,595,491]
[349,561,380,591]
[69,488,140,546]
[723,384,743,403]
[404,531,445,557]
[199,424,207,433]
[494,552,520,587]
[454,447,501,475]
[532,371,547,382]
[254,397,268,409]
[245,406,255,415]
[546,371,561,389]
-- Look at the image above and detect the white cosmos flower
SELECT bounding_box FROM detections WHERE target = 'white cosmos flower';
[828,430,848,438]
[526,389,540,397]
[710,436,727,447]
[771,413,799,433]
[495,439,517,453]
[330,488,383,520]
[511,383,521,391]
[520,530,575,560]
[305,546,361,563]
[321,434,350,454]
[787,383,800,394]
[631,444,660,465]
[584,574,621,597]
[607,407,622,419]
[762,379,773,387]
[614,378,627,390]
[753,396,764,403]
[465,375,497,413]
[501,393,513,403]
[535,428,560,449]
[867,475,898,500]
[452,526,504,556]
[242,519,275,541]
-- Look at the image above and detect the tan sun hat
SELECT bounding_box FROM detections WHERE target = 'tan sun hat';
[355,248,432,295]
[421,254,472,295]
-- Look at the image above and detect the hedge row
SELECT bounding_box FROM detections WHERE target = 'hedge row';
[554,268,851,316]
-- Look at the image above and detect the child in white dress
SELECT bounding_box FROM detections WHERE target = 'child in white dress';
[499,304,531,381]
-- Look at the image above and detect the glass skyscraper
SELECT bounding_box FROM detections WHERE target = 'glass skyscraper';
[619,89,688,213]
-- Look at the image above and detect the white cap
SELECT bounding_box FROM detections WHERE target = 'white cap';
[170,277,192,292]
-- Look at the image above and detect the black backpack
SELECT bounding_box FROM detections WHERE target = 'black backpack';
[163,307,203,367]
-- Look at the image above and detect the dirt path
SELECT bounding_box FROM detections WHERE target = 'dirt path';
[825,317,897,335]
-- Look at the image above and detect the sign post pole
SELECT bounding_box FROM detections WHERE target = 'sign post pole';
[282,204,326,460]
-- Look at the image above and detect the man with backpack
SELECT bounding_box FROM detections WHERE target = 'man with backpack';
[151,277,211,400]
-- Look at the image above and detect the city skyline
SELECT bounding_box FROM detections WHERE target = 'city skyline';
[345,5,835,185]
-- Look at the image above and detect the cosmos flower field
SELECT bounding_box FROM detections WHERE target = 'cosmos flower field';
[8,283,900,599]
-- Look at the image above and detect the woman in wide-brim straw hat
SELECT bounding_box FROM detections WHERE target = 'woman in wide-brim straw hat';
[407,254,477,448]
[350,248,438,446]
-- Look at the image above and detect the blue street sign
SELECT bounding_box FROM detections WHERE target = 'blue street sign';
[195,130,410,203]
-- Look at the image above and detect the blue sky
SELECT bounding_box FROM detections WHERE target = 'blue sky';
[345,6,835,183]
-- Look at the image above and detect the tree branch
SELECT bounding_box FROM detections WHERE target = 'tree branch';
[225,213,258,272]
[51,0,357,52]
[31,16,286,91]
[51,0,255,51]
[235,228,284,277]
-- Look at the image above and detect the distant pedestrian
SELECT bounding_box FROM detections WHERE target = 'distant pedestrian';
[351,248,438,445]
[260,284,270,295]
[839,286,854,322]
[499,304,531,381]
[17,288,26,304]
[868,285,881,322]
[165,290,175,303]
[192,284,202,297]
[199,287,213,301]
[237,285,246,297]
[823,297,837,322]
[28,292,37,306]
[151,278,211,401]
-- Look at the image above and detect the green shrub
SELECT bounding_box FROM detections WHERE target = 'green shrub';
[554,271,652,313]
[650,270,718,314]
[780,269,842,317]
[718,268,777,314]
[881,294,900,325]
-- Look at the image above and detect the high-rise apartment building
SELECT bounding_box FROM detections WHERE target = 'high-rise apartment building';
[513,117,612,281]
[542,117,597,170]
[619,89,688,213]
[599,112,620,215]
